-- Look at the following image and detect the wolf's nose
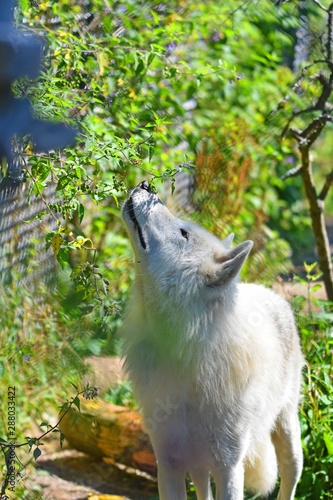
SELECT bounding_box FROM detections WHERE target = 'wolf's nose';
[139,180,151,191]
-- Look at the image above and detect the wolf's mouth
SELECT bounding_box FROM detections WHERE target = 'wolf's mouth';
[127,197,147,250]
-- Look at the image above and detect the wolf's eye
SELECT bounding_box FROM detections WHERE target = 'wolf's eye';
[180,228,189,240]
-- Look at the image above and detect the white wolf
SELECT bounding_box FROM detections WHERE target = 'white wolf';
[121,180,303,500]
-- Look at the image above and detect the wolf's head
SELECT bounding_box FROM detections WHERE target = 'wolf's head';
[122,181,253,304]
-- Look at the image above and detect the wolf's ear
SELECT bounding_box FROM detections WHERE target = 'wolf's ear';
[221,232,234,249]
[208,241,253,286]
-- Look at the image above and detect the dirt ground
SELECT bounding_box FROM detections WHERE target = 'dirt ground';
[9,356,156,500]
[24,444,158,500]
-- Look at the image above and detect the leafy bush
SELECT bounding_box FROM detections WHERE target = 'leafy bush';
[104,381,137,410]
[0,281,83,421]
[295,285,333,499]
[13,0,313,285]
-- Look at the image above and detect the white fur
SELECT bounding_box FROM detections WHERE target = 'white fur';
[121,183,304,500]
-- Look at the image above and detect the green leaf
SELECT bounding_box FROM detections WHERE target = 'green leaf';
[324,432,333,455]
[33,447,42,461]
[19,0,30,10]
[56,176,71,192]
[0,361,5,377]
[319,394,332,405]
[26,437,37,451]
[59,432,65,448]
[148,143,155,162]
[39,422,49,429]
[45,231,56,251]
[147,51,155,67]
[59,402,69,413]
[87,339,102,356]
[78,203,85,224]
[71,410,79,427]
[56,247,70,269]
[135,59,145,76]
[97,51,110,74]
[72,396,81,411]
[304,261,317,274]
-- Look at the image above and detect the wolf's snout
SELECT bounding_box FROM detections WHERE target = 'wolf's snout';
[139,180,151,192]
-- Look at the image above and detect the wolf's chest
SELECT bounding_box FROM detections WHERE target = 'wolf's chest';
[143,391,241,471]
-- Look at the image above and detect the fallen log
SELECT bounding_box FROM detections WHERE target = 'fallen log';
[59,398,157,476]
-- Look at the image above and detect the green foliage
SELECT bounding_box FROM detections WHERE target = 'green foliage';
[0,379,98,497]
[289,266,333,499]
[0,278,99,428]
[104,381,137,409]
[2,0,333,497]
[297,308,333,498]
[0,282,81,396]
[14,0,321,285]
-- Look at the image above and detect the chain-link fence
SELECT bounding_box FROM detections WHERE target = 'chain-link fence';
[0,176,58,284]
[0,0,76,285]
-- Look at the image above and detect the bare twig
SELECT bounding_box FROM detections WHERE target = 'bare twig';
[281,72,333,137]
[301,112,332,145]
[318,169,333,200]
[326,2,333,62]
[281,164,303,180]
[281,107,316,138]
[312,0,328,12]
[267,60,331,123]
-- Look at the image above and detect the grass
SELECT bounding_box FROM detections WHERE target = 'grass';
[0,280,86,498]
[296,299,333,499]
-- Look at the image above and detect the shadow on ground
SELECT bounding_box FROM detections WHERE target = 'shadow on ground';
[27,448,158,500]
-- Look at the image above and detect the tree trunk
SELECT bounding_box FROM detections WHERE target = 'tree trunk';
[59,398,157,477]
[300,146,333,301]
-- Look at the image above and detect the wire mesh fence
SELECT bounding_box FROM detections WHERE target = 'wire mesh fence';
[0,176,58,285]
[0,0,76,285]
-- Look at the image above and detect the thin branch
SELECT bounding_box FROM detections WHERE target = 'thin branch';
[318,170,333,200]
[326,2,333,62]
[267,60,332,124]
[281,107,316,138]
[281,72,333,136]
[311,71,332,108]
[301,112,332,145]
[219,0,255,26]
[281,164,303,180]
[289,127,306,142]
[312,0,328,12]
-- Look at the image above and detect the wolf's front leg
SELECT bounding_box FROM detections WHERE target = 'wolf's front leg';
[272,411,303,500]
[213,461,244,500]
[157,462,187,500]
[189,467,214,500]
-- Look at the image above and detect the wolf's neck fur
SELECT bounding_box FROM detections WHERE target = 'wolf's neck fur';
[126,277,238,365]
[123,279,254,406]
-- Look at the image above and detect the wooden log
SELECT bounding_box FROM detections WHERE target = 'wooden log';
[59,398,157,476]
